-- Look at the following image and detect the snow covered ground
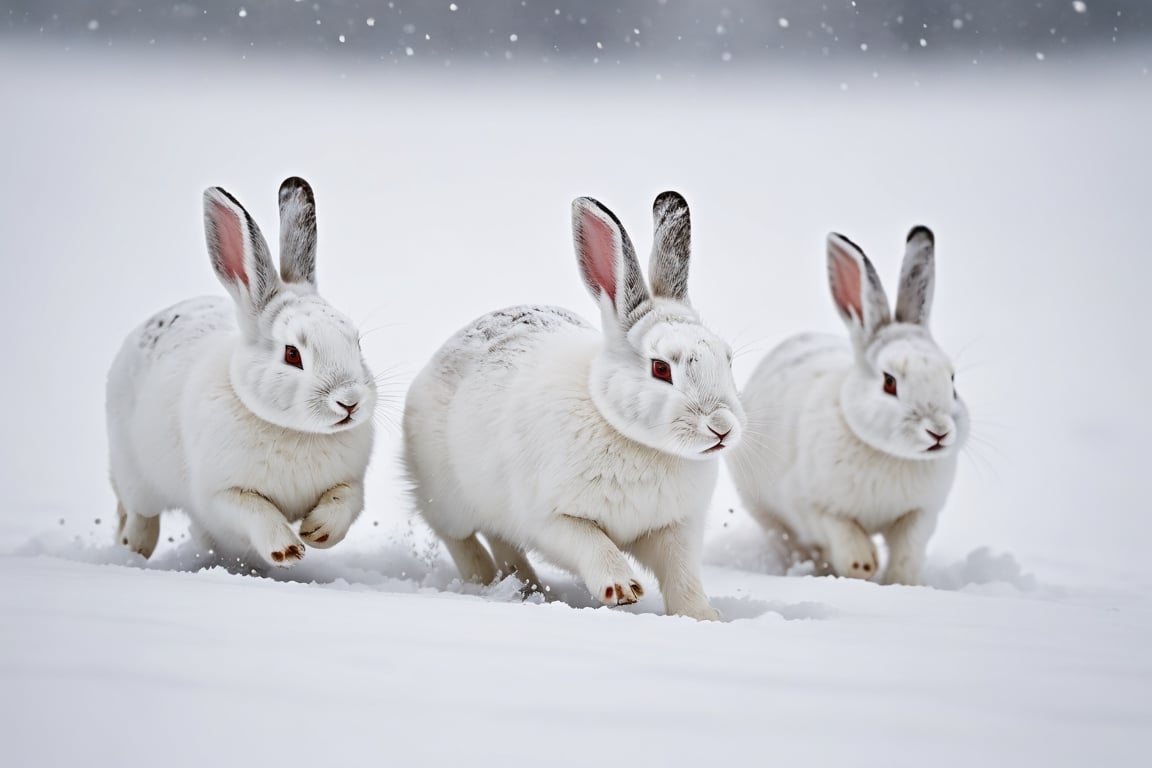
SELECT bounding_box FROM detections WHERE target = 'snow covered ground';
[1,44,1150,765]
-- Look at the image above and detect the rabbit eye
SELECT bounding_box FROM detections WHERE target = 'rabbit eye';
[284,345,303,370]
[651,359,673,384]
[882,372,898,397]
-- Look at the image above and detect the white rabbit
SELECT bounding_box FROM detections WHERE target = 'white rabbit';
[106,177,376,568]
[403,193,744,620]
[727,227,969,585]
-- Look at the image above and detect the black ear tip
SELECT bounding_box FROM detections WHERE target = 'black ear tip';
[830,232,864,254]
[279,176,314,203]
[572,196,610,223]
[205,186,245,210]
[907,225,934,244]
[573,195,604,212]
[574,196,627,233]
[653,190,687,209]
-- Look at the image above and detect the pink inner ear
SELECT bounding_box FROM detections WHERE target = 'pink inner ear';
[211,200,249,288]
[829,241,863,322]
[579,210,618,302]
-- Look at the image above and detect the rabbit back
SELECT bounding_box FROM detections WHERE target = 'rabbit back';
[107,297,235,516]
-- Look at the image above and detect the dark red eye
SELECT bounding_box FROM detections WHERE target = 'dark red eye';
[651,359,673,383]
[882,372,897,397]
[284,345,303,369]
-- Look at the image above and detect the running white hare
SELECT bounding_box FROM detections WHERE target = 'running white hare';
[403,192,745,620]
[728,227,968,585]
[106,178,376,568]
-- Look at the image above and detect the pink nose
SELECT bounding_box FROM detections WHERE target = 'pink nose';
[337,401,358,415]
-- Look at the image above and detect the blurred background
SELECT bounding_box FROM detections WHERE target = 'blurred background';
[1,2,1149,589]
[4,0,1150,67]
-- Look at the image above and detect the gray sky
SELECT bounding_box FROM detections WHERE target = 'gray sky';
[4,1,1149,67]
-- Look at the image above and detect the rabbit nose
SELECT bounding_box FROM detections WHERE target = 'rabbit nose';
[337,401,358,415]
[709,427,731,441]
[926,429,948,442]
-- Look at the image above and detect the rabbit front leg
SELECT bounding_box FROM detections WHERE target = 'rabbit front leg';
[115,501,161,559]
[210,488,305,567]
[533,515,643,606]
[627,519,720,621]
[812,508,879,580]
[882,509,935,586]
[299,482,363,549]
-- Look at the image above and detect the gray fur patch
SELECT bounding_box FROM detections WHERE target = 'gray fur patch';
[135,298,231,361]
[895,227,935,326]
[610,208,649,328]
[649,191,691,303]
[862,255,892,334]
[278,177,318,287]
[446,305,587,372]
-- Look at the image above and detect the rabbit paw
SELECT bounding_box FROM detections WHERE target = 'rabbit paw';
[596,578,645,607]
[299,507,353,549]
[826,525,879,580]
[299,488,357,549]
[269,542,305,565]
[116,505,160,559]
[255,524,306,567]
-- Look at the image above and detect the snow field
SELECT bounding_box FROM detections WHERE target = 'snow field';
[1,45,1150,766]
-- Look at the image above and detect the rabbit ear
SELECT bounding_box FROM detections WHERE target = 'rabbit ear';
[894,225,935,327]
[203,187,279,316]
[648,191,691,303]
[278,176,318,288]
[827,232,891,342]
[572,197,650,329]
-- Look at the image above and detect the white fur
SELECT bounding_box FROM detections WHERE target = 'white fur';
[106,179,375,567]
[403,194,744,619]
[727,228,968,584]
